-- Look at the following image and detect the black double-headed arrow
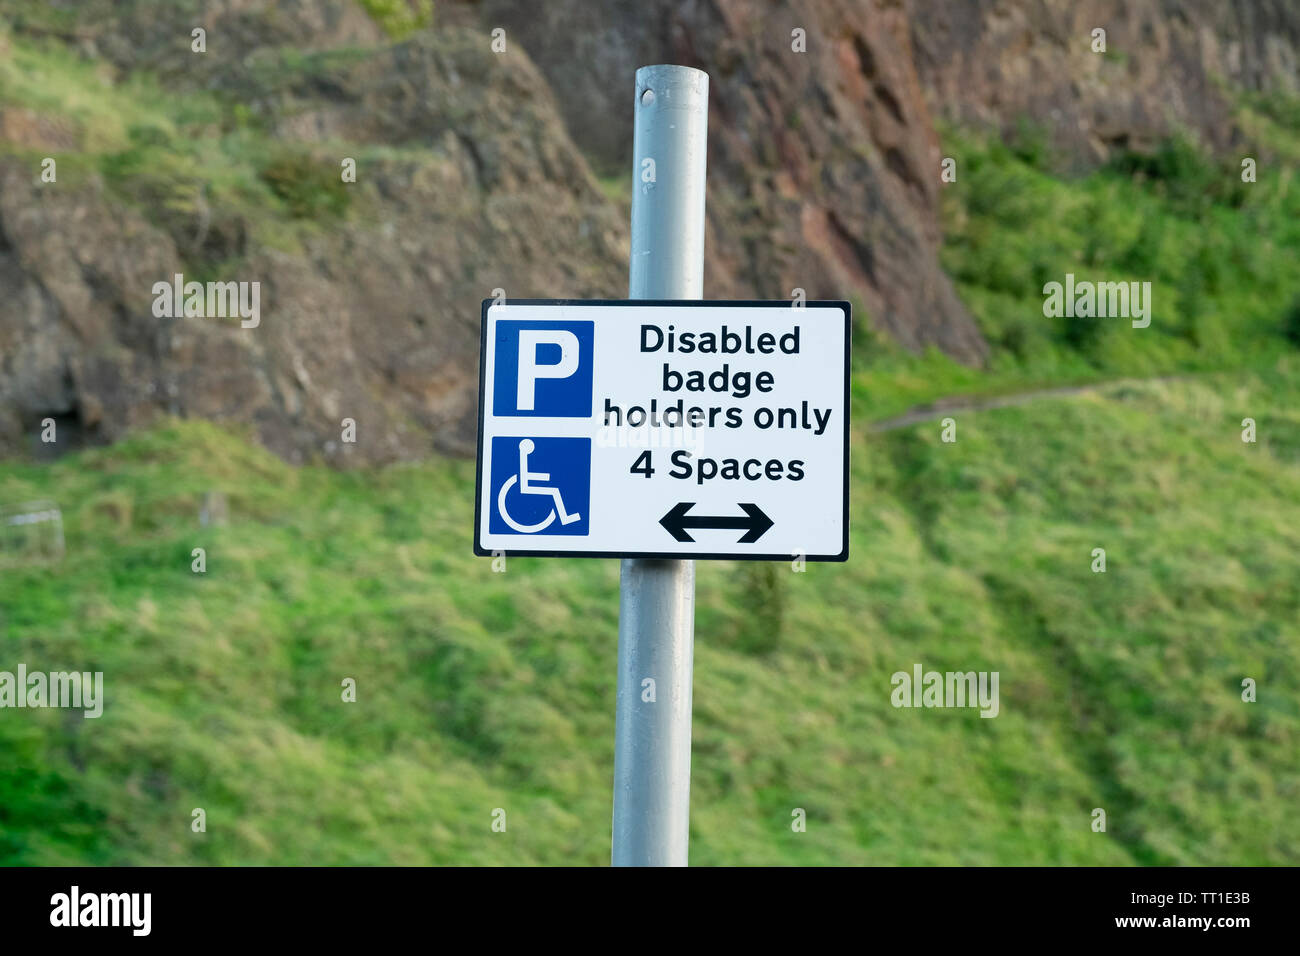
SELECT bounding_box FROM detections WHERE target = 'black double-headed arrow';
[659,502,774,544]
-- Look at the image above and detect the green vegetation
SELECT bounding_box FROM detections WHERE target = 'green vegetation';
[258,148,353,220]
[846,113,1300,422]
[595,172,632,209]
[1,12,1297,865]
[358,0,432,39]
[0,27,387,274]
[943,126,1297,369]
[1284,297,1300,348]
[2,363,1297,864]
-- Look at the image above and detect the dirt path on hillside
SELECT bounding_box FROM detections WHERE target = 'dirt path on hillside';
[868,376,1187,433]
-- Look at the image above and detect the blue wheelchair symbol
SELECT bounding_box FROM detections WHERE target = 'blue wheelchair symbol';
[489,436,591,536]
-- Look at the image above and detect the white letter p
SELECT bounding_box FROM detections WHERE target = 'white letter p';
[517,330,579,410]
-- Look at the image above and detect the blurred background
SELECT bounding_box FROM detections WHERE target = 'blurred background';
[0,0,1297,864]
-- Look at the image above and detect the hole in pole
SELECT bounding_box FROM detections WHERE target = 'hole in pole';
[641,88,655,106]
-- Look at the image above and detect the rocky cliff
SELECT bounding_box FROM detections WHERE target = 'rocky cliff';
[0,0,1296,463]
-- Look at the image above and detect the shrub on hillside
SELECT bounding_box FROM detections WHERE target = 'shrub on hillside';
[259,150,351,220]
[1284,297,1300,347]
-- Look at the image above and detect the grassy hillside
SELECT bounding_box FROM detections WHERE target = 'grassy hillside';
[856,101,1300,418]
[2,12,1299,864]
[2,360,1297,864]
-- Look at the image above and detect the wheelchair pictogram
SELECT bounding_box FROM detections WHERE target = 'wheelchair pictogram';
[497,439,583,532]
[488,436,591,537]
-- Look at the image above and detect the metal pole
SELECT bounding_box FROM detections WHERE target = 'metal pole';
[611,64,708,867]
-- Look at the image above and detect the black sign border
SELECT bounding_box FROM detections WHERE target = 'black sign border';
[473,298,851,562]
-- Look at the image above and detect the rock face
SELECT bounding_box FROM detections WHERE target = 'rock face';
[465,0,992,360]
[0,0,1296,463]
[1,9,626,462]
[909,0,1300,163]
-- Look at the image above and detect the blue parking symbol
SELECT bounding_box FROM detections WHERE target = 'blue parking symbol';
[489,436,591,537]
[493,320,594,417]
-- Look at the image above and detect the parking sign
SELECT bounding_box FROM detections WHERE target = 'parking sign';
[474,299,850,561]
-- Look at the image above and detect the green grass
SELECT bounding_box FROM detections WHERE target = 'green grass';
[357,0,432,39]
[2,14,1299,865]
[0,28,375,271]
[2,361,1297,864]
[847,117,1300,420]
[594,173,631,208]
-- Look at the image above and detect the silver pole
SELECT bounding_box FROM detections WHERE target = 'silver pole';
[611,64,708,867]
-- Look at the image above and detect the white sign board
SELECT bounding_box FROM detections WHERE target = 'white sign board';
[474,299,850,561]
